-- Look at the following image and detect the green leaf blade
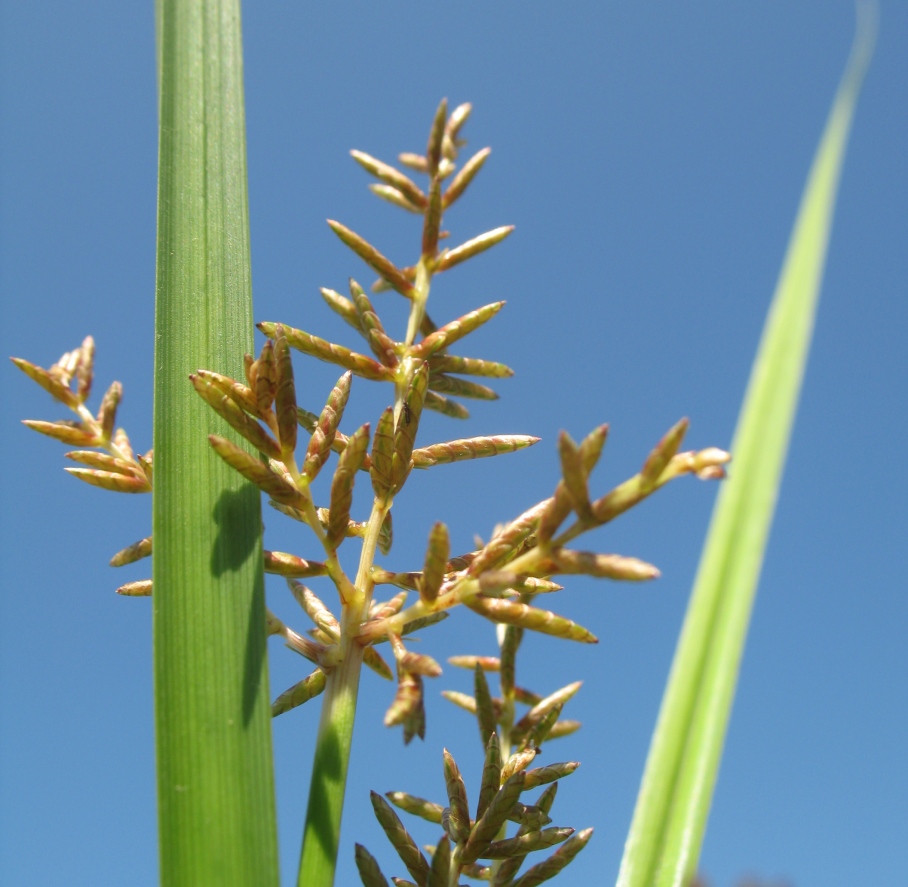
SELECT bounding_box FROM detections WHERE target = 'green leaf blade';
[153,1,279,883]
[617,11,876,887]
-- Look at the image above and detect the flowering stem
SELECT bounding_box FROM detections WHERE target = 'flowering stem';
[297,636,366,887]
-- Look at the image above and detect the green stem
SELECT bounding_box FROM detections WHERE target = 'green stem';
[297,493,389,886]
[297,638,366,887]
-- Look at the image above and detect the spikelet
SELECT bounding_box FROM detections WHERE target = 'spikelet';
[410,301,505,360]
[461,770,526,864]
[327,220,415,298]
[272,326,298,460]
[353,843,391,887]
[302,372,352,481]
[109,536,152,567]
[442,748,471,844]
[351,150,427,209]
[258,321,393,382]
[475,732,502,821]
[385,792,444,825]
[442,147,491,208]
[326,423,370,550]
[191,374,281,459]
[474,663,498,747]
[369,791,431,884]
[508,828,594,887]
[271,668,327,716]
[427,353,513,378]
[435,226,514,273]
[464,596,598,644]
[418,521,449,604]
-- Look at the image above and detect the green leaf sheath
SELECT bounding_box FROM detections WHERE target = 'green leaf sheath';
[616,13,876,887]
[154,1,279,883]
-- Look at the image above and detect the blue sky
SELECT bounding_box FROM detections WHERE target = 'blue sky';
[1,4,906,886]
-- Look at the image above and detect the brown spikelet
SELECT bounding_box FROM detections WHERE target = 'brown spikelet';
[442,147,491,208]
[253,339,276,411]
[412,435,539,469]
[464,596,598,644]
[22,419,96,446]
[191,374,281,459]
[468,499,549,577]
[259,321,394,382]
[485,827,574,860]
[422,177,443,259]
[509,827,594,887]
[326,423,370,550]
[354,843,391,887]
[558,431,591,518]
[96,381,122,443]
[442,748,471,844]
[289,581,340,638]
[419,521,449,604]
[369,183,424,214]
[327,220,415,298]
[448,655,501,672]
[351,149,427,208]
[370,791,431,883]
[389,363,429,493]
[356,316,399,372]
[474,664,498,748]
[110,536,153,567]
[547,549,660,581]
[73,336,95,403]
[272,326,298,459]
[208,434,306,508]
[65,450,144,478]
[65,467,151,493]
[427,354,513,378]
[370,591,408,619]
[263,550,326,578]
[536,485,573,545]
[474,734,503,825]
[364,646,394,681]
[378,509,393,555]
[428,373,497,400]
[423,390,469,419]
[579,423,609,474]
[371,406,396,499]
[320,286,363,331]
[500,625,522,699]
[398,152,428,173]
[462,770,526,865]
[11,356,81,408]
[436,226,514,274]
[410,301,506,360]
[271,668,327,716]
[194,369,261,419]
[513,681,582,738]
[426,98,448,176]
[522,761,580,791]
[641,418,689,489]
[116,579,152,596]
[302,372,353,480]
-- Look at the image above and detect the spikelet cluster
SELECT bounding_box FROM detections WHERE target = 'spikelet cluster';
[13,103,729,748]
[358,696,591,886]
[12,338,152,496]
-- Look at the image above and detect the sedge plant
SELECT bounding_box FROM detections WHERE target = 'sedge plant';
[11,1,874,884]
[12,98,729,886]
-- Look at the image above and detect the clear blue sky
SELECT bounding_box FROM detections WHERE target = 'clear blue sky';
[1,4,905,886]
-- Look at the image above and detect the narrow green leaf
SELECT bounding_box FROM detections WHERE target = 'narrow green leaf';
[616,14,876,887]
[153,1,278,883]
